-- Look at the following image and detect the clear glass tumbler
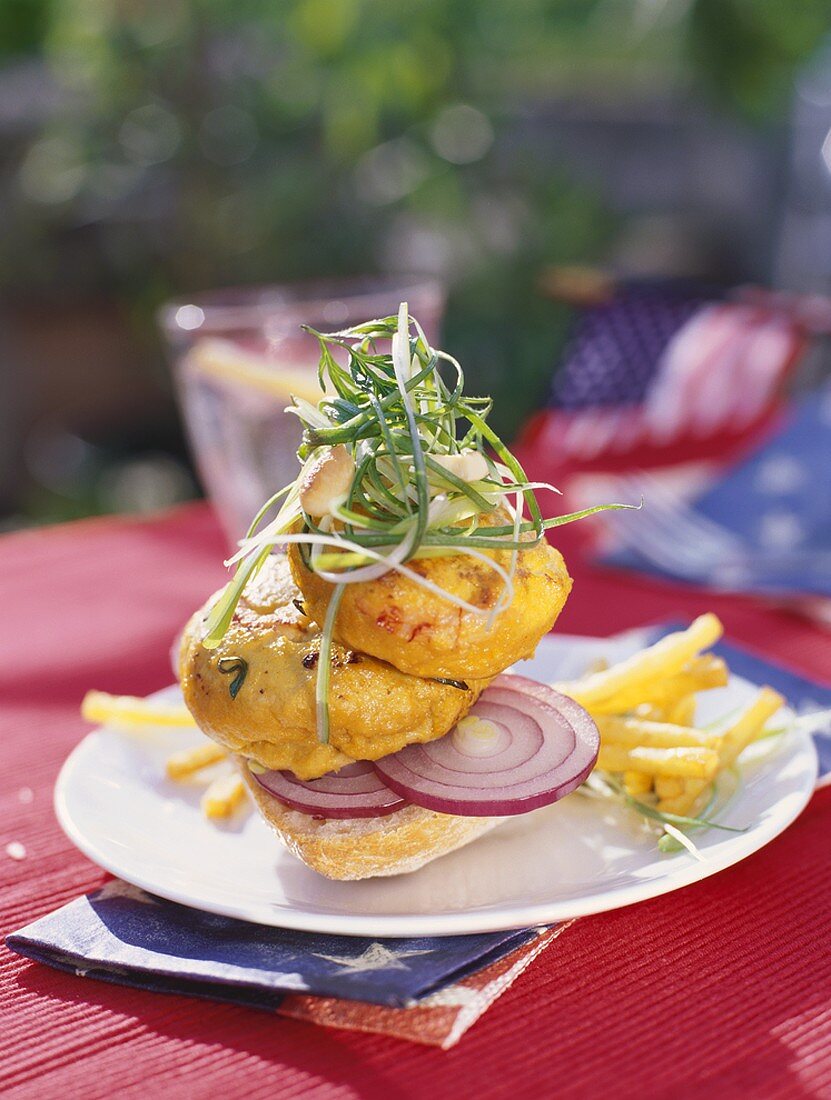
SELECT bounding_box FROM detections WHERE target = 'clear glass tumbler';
[160,277,445,545]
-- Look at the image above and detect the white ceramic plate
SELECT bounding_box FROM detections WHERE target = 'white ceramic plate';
[55,633,818,937]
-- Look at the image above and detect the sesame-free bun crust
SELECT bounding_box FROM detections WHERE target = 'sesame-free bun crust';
[289,524,572,680]
[238,759,501,880]
[180,557,489,780]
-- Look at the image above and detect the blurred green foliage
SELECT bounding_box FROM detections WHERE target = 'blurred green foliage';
[3,0,830,436]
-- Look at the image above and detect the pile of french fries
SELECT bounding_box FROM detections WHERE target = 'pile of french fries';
[80,692,242,819]
[165,742,246,820]
[81,612,785,831]
[556,613,784,819]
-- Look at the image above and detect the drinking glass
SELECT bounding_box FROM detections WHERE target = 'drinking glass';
[160,277,445,544]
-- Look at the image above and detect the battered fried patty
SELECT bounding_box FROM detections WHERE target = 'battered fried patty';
[179,557,489,780]
[289,527,571,680]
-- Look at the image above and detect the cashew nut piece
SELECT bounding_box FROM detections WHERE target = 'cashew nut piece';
[299,445,356,517]
[431,451,489,484]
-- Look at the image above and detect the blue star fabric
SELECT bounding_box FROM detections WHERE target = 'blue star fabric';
[694,391,831,595]
[550,280,721,409]
[605,388,831,597]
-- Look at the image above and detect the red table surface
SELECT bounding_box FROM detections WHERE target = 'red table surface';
[2,504,830,1100]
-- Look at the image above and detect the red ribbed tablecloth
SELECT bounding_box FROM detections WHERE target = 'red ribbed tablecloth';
[2,504,830,1099]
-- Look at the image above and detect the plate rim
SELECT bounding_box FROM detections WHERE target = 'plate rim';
[54,662,820,937]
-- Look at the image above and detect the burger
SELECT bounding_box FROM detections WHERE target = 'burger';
[179,305,607,879]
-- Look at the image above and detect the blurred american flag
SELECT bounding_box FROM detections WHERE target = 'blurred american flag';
[517,281,809,471]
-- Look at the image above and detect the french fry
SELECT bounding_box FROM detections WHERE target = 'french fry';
[576,621,787,840]
[166,742,228,780]
[623,771,652,796]
[597,743,720,779]
[654,691,782,815]
[657,778,709,817]
[682,778,709,800]
[654,776,684,799]
[667,694,697,727]
[82,690,196,730]
[559,615,724,710]
[681,653,728,687]
[597,716,723,750]
[585,655,728,716]
[632,703,665,721]
[201,773,247,819]
[718,687,784,769]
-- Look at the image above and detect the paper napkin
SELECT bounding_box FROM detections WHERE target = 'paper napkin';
[7,887,559,1048]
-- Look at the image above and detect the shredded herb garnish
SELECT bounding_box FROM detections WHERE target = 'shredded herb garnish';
[315,585,345,744]
[217,656,248,700]
[584,772,747,861]
[202,303,634,741]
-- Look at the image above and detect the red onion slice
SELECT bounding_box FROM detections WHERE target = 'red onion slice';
[429,702,545,775]
[374,674,599,817]
[253,760,408,818]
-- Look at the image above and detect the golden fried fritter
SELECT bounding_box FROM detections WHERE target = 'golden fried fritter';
[179,557,489,780]
[289,529,572,680]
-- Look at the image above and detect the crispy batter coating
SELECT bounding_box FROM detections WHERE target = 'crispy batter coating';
[289,529,572,680]
[179,557,488,780]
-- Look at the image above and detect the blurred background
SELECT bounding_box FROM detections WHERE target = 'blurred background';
[3,0,831,531]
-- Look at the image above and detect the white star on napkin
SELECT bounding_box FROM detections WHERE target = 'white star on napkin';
[312,942,432,973]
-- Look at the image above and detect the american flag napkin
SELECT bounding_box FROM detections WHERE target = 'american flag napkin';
[7,641,829,1048]
[6,889,561,1048]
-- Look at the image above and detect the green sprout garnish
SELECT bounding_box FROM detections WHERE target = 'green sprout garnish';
[597,773,746,833]
[583,771,747,861]
[217,656,248,700]
[315,585,344,744]
[202,303,634,742]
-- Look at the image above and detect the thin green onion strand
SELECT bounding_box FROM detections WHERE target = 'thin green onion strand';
[244,484,293,539]
[315,583,345,743]
[203,544,272,650]
[601,774,747,834]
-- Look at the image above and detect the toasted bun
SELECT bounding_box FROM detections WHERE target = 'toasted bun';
[238,759,500,880]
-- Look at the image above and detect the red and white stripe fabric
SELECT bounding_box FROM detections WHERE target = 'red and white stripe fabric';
[279,926,567,1049]
[645,304,804,443]
[515,299,807,482]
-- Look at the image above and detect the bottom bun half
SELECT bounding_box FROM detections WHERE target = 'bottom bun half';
[237,759,501,880]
